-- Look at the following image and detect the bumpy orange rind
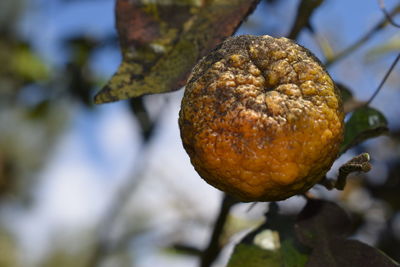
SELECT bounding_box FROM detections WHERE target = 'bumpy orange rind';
[179,35,344,202]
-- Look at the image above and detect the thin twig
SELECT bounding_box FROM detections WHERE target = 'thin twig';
[366,52,400,105]
[172,244,203,256]
[379,0,400,28]
[325,3,400,67]
[319,153,371,190]
[246,202,258,212]
[287,0,323,40]
[199,194,237,267]
[364,1,400,105]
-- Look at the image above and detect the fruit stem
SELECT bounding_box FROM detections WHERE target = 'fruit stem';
[319,153,371,190]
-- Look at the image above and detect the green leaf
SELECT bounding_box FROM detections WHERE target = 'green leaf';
[228,237,308,267]
[341,106,388,154]
[280,239,309,267]
[94,0,260,104]
[228,204,308,267]
[228,243,281,267]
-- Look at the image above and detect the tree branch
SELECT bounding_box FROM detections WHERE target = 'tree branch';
[287,0,323,40]
[324,3,400,67]
[379,0,400,28]
[199,194,237,267]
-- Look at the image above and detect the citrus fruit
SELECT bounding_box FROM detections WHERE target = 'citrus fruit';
[179,35,344,202]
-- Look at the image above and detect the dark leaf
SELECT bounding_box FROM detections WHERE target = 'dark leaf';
[336,82,353,104]
[306,239,399,267]
[295,199,351,248]
[335,82,366,114]
[296,199,399,267]
[341,106,388,153]
[94,0,260,104]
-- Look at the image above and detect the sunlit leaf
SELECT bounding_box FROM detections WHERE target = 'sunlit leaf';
[228,243,282,267]
[94,0,260,104]
[341,106,388,153]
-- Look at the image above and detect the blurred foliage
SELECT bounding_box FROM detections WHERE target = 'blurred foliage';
[0,0,121,200]
[0,229,18,267]
[0,1,122,266]
[0,31,67,201]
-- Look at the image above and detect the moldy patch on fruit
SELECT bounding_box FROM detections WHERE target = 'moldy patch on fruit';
[179,35,344,202]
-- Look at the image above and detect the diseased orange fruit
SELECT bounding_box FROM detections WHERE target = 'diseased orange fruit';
[179,35,344,202]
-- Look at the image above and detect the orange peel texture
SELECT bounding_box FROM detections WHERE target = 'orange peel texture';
[179,35,344,202]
